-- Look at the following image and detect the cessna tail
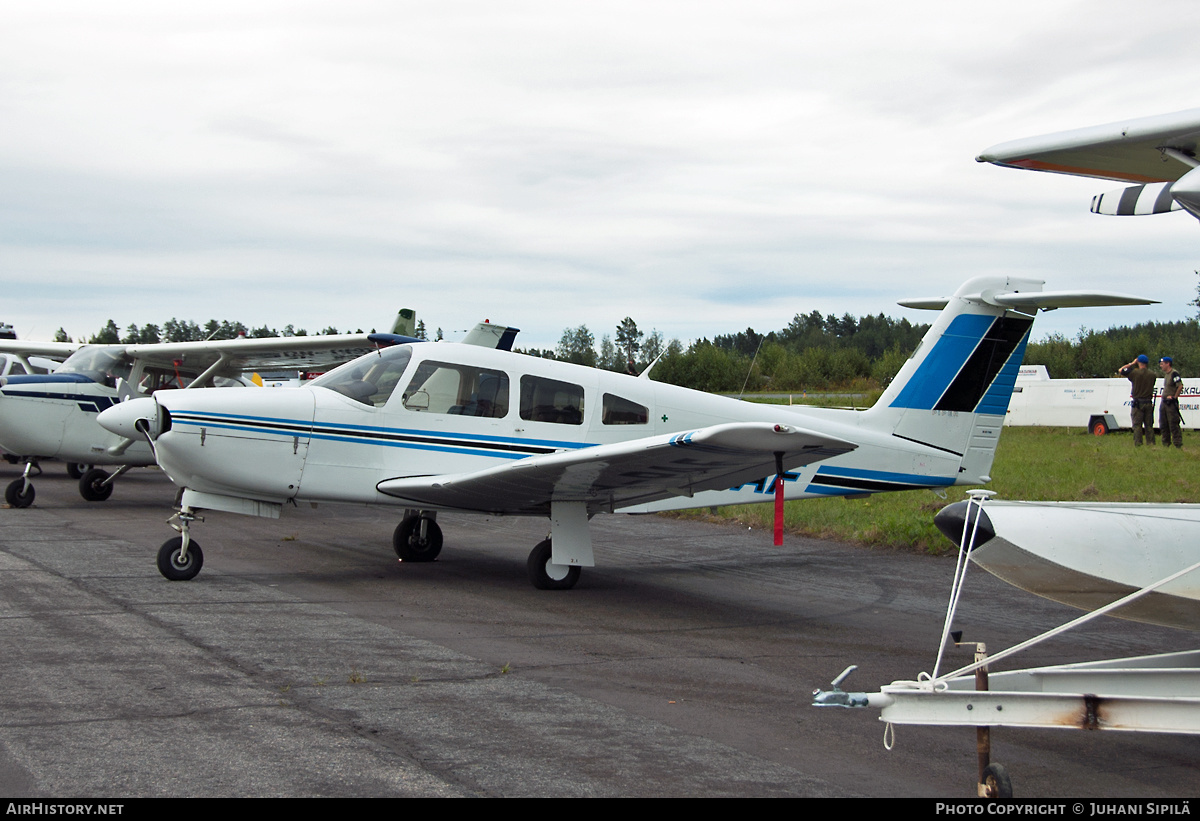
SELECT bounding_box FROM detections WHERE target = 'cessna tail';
[97,276,1152,589]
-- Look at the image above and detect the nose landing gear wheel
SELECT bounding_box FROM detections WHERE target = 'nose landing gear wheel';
[5,479,33,508]
[393,516,443,562]
[79,468,114,502]
[527,539,581,590]
[157,537,203,581]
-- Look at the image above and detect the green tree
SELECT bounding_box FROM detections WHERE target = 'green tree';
[90,320,120,344]
[53,328,72,343]
[556,325,596,366]
[615,317,643,372]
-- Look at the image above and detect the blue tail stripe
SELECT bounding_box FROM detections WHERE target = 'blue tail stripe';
[889,314,992,410]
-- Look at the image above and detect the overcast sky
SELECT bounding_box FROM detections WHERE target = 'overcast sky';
[3,1,1198,351]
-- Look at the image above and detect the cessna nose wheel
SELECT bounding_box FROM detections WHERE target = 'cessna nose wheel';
[157,536,204,581]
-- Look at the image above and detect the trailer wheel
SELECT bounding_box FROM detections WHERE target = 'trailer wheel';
[1089,418,1108,436]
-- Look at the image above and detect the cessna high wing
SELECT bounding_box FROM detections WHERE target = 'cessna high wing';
[935,498,1200,632]
[0,316,519,506]
[977,107,1200,221]
[97,275,1151,590]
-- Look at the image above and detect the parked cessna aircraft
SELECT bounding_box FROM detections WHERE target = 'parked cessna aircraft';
[0,311,518,507]
[977,107,1200,221]
[96,275,1152,590]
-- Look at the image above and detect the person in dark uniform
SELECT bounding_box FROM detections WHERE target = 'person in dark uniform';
[1159,356,1184,449]
[1119,354,1156,446]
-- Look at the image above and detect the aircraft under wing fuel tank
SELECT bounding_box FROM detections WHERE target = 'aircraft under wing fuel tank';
[97,276,1152,589]
[977,107,1200,222]
[0,315,519,506]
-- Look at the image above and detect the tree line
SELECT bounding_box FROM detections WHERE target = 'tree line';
[55,309,1200,393]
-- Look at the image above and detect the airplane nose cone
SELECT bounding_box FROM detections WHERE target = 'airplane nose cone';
[98,397,159,439]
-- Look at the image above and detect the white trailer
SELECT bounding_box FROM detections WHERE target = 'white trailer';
[1005,364,1200,435]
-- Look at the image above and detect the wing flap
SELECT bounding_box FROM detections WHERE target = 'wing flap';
[376,421,857,515]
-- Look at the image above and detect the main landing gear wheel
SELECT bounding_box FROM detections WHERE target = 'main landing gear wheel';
[1089,418,1109,436]
[5,479,33,508]
[79,468,114,502]
[527,539,580,590]
[393,516,443,562]
[157,537,203,581]
[66,462,92,480]
[980,763,1013,799]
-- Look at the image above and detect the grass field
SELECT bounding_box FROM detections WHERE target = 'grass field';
[671,426,1200,554]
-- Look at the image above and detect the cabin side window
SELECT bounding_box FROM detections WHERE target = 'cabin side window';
[402,360,510,418]
[520,376,584,425]
[602,393,648,425]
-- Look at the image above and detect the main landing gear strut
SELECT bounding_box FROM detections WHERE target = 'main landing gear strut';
[391,502,592,590]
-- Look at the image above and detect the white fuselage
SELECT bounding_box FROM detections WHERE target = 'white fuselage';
[143,342,972,515]
[0,373,155,465]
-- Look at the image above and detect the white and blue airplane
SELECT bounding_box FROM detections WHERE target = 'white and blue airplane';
[98,276,1151,590]
[0,314,519,507]
[978,107,1200,222]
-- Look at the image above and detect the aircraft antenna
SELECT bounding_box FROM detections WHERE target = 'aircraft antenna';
[738,336,765,399]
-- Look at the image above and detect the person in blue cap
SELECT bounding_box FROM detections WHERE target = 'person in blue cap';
[1119,354,1156,446]
[1159,356,1184,449]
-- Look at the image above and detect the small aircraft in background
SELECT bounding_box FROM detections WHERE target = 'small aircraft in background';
[0,309,518,507]
[977,107,1200,222]
[98,275,1151,589]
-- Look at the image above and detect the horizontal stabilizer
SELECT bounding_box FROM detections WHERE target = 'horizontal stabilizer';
[377,421,856,515]
[898,289,1156,312]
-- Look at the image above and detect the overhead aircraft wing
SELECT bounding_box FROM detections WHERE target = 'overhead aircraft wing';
[977,108,1200,184]
[123,320,520,377]
[978,108,1200,221]
[898,289,1157,312]
[376,421,857,516]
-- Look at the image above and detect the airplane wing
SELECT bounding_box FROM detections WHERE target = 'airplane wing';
[376,421,857,516]
[124,334,385,375]
[977,108,1200,184]
[0,340,86,359]
[977,108,1200,220]
[125,321,521,377]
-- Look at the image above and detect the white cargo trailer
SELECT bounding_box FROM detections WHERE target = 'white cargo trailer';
[1006,365,1200,434]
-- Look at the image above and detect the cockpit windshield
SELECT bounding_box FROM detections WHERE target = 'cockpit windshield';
[309,345,414,407]
[56,347,132,388]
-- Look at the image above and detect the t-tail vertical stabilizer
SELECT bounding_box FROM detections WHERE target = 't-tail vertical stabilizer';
[864,276,1153,486]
